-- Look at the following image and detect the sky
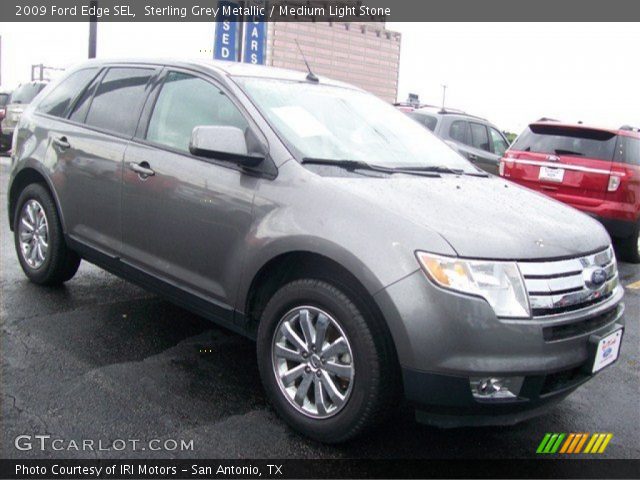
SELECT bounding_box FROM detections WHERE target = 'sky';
[0,22,638,133]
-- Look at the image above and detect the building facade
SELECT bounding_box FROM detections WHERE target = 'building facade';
[265,22,401,103]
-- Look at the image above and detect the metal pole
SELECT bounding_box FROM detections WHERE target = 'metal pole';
[0,35,2,86]
[441,84,447,112]
[88,0,98,58]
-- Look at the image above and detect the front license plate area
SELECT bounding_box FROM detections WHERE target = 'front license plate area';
[539,166,565,182]
[591,328,623,373]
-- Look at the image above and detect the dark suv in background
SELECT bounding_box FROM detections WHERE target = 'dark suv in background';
[1,81,48,150]
[406,107,510,175]
[0,89,13,152]
[501,121,640,263]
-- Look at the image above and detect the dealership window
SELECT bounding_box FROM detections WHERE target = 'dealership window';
[470,123,490,152]
[84,68,154,137]
[489,127,509,156]
[37,68,98,118]
[449,120,470,144]
[146,71,248,153]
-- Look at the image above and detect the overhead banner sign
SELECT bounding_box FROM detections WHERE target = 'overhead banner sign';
[213,1,240,61]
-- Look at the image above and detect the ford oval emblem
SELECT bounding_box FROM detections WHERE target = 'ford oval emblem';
[583,266,607,290]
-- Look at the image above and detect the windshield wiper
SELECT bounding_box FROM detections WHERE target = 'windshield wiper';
[301,158,440,177]
[395,165,489,177]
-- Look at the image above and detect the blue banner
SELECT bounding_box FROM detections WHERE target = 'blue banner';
[214,1,239,61]
[242,19,266,65]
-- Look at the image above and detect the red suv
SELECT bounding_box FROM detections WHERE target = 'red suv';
[500,121,640,263]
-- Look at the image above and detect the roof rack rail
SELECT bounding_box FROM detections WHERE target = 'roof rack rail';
[620,125,639,132]
[536,117,560,122]
[437,108,487,121]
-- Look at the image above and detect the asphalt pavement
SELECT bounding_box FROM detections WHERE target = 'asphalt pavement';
[1,158,638,459]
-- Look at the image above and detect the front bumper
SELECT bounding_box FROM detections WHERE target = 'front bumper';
[374,269,625,426]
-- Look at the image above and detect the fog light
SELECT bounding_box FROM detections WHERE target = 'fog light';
[470,376,524,400]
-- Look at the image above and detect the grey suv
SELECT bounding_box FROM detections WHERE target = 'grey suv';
[407,107,510,175]
[8,59,625,442]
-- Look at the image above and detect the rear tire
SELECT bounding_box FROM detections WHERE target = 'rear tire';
[256,278,398,443]
[618,226,640,264]
[13,183,81,285]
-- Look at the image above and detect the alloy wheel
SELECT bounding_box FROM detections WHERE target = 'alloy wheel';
[18,199,49,269]
[271,306,355,419]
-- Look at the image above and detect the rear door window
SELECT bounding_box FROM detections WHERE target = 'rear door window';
[449,120,470,144]
[36,68,99,118]
[145,71,248,153]
[470,122,490,152]
[511,124,618,161]
[84,67,154,137]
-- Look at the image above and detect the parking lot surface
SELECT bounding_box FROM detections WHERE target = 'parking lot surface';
[1,159,638,459]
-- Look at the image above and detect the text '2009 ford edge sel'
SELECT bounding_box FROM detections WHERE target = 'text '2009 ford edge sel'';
[8,59,625,442]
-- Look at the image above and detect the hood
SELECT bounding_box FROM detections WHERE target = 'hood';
[327,173,610,260]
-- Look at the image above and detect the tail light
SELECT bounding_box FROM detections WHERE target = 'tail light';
[607,175,621,192]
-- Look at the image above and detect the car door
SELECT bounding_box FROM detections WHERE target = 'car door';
[121,69,261,318]
[468,122,500,174]
[45,66,158,256]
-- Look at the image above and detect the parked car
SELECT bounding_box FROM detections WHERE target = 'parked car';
[1,81,47,150]
[0,89,12,151]
[8,59,624,442]
[500,121,640,263]
[406,107,510,175]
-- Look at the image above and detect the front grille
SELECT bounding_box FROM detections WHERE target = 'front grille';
[542,306,619,342]
[518,247,619,317]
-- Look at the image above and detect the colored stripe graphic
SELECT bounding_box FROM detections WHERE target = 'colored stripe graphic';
[537,433,612,454]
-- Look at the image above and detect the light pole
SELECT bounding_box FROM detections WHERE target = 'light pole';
[441,84,447,112]
[88,0,97,58]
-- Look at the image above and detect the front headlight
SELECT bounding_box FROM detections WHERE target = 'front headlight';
[416,252,530,318]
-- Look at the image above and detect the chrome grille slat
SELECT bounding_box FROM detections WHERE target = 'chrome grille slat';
[518,246,618,317]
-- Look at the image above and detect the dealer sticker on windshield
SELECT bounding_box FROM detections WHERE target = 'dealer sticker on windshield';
[539,166,565,182]
[592,329,623,373]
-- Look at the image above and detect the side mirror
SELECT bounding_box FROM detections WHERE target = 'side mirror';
[189,125,265,168]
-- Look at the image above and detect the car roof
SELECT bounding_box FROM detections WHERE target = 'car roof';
[71,58,361,91]
[530,120,640,139]
[412,106,488,122]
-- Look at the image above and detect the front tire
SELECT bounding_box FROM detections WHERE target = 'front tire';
[13,183,81,285]
[257,278,397,443]
[618,225,640,264]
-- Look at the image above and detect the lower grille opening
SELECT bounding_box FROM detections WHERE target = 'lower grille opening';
[540,366,589,395]
[542,307,619,342]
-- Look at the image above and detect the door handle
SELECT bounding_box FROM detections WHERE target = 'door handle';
[52,136,70,150]
[468,153,478,161]
[129,161,155,179]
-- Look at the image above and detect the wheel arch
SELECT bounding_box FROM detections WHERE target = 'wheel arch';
[8,164,64,233]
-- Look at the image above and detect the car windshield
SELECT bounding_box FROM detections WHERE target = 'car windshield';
[10,83,46,104]
[235,77,475,172]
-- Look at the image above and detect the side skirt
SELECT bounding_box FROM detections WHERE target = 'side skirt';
[66,236,254,340]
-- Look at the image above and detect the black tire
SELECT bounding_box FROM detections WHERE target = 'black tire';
[13,183,81,285]
[618,226,640,264]
[256,278,398,443]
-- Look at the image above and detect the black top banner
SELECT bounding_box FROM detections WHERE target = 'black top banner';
[4,0,640,22]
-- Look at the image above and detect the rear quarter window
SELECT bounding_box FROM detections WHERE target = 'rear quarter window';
[511,124,618,161]
[36,68,99,118]
[407,112,438,132]
[84,67,155,137]
[616,136,640,166]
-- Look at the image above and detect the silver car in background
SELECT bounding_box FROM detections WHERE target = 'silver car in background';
[7,59,625,442]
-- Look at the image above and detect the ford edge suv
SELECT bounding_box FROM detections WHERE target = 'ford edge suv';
[500,121,640,263]
[8,60,625,442]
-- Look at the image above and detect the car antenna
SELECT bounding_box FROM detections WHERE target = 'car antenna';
[295,39,319,83]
